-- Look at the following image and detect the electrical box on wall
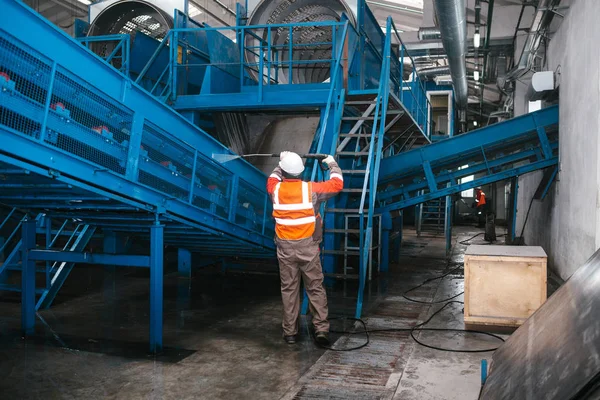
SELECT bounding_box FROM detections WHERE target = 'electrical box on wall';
[527,71,555,101]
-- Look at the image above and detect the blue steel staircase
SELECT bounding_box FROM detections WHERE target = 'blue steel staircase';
[417,198,446,235]
[0,210,95,309]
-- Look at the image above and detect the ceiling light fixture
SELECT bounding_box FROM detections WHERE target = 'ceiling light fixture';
[474,31,481,48]
[473,121,478,127]
[77,0,92,5]
[474,70,480,81]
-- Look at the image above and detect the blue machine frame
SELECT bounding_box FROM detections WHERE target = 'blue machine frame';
[0,0,560,351]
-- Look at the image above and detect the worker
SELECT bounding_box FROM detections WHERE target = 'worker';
[266,151,343,346]
[474,187,487,209]
[474,187,487,228]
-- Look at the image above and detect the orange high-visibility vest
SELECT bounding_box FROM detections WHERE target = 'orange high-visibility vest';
[272,180,316,240]
[476,190,486,207]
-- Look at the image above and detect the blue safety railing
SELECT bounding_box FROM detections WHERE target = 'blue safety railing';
[77,34,131,77]
[135,20,347,103]
[389,20,431,139]
[308,19,349,181]
[353,4,431,139]
[354,16,394,318]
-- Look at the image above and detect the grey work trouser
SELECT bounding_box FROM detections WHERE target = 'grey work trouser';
[276,238,329,336]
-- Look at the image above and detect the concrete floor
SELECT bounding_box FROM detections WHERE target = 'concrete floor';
[0,226,510,399]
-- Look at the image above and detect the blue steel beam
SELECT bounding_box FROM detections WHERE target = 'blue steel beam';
[28,250,150,267]
[378,141,559,202]
[173,87,331,111]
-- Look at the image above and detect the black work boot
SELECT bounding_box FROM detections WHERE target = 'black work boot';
[315,331,330,346]
[283,335,297,344]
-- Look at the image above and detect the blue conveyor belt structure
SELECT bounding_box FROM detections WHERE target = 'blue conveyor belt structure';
[0,0,276,352]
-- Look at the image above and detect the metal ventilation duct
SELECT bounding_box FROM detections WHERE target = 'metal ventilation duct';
[506,0,561,81]
[433,0,467,110]
[417,65,451,79]
[245,0,356,84]
[418,27,441,41]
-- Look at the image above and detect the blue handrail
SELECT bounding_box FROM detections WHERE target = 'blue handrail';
[355,17,394,318]
[310,20,350,181]
[77,34,131,77]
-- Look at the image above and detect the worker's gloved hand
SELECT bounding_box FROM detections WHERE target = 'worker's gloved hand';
[323,155,336,165]
[280,151,293,161]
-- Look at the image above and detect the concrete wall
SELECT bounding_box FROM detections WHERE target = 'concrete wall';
[514,0,600,279]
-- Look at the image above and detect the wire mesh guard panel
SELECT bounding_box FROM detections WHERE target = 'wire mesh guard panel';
[236,179,265,232]
[0,35,134,174]
[139,122,195,202]
[0,36,51,140]
[46,67,133,175]
[244,24,336,85]
[191,153,231,219]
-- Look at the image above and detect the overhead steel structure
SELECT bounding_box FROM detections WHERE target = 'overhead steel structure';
[0,0,559,352]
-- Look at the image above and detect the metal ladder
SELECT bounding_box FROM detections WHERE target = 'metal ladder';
[0,210,96,310]
[417,198,446,236]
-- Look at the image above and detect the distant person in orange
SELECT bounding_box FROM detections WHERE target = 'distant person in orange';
[266,151,343,346]
[474,187,487,227]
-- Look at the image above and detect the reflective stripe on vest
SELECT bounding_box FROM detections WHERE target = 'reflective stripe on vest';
[272,181,316,240]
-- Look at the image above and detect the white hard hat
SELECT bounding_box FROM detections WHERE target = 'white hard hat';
[279,152,304,176]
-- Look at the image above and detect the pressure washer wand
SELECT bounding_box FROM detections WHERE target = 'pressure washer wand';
[212,152,328,164]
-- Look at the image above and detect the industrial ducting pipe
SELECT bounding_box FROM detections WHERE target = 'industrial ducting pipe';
[432,0,468,111]
[417,65,451,79]
[418,27,441,41]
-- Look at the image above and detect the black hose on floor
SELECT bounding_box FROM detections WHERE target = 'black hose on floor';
[315,265,505,353]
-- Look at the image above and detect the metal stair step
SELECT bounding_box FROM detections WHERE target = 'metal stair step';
[344,100,376,105]
[324,272,359,280]
[327,208,369,213]
[339,133,371,138]
[322,250,361,255]
[325,229,361,233]
[342,116,375,121]
[337,152,370,156]
[341,188,369,193]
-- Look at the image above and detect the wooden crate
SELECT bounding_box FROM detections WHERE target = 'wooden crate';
[464,245,547,327]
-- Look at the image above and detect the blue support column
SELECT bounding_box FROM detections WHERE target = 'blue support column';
[178,248,192,278]
[322,212,336,275]
[21,219,36,336]
[392,213,402,264]
[150,223,164,353]
[380,211,392,272]
[445,194,453,256]
[509,177,519,243]
[103,231,117,254]
[103,230,117,293]
[45,216,51,289]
